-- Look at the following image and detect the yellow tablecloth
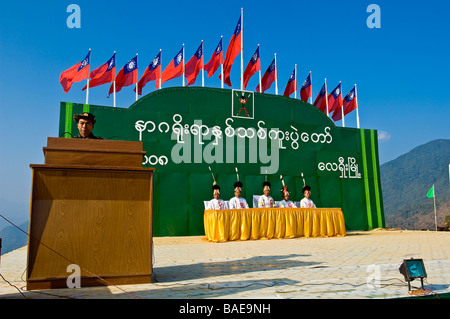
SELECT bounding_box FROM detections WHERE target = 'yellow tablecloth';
[204,208,346,242]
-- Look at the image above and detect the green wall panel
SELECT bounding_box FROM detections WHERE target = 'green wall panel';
[59,87,385,236]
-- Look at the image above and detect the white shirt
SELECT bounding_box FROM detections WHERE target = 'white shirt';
[258,195,275,208]
[208,198,226,210]
[279,200,297,208]
[229,197,249,209]
[300,198,316,208]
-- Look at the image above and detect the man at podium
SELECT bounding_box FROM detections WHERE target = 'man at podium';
[73,112,103,139]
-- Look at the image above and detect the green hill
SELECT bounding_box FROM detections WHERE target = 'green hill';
[381,139,450,230]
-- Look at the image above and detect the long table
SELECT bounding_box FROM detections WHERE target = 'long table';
[204,207,346,242]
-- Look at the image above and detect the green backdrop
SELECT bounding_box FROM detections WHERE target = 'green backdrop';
[59,87,385,236]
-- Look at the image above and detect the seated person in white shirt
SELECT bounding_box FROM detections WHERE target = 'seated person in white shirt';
[258,181,275,208]
[300,185,316,208]
[207,183,226,210]
[279,185,297,208]
[229,181,249,209]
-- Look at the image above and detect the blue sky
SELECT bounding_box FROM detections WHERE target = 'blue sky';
[1,0,449,225]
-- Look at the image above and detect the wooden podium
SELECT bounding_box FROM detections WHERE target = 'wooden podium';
[26,137,155,290]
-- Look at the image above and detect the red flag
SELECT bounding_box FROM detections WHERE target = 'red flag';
[108,55,137,97]
[204,37,223,78]
[160,46,184,86]
[59,50,90,93]
[243,45,260,90]
[220,15,242,87]
[327,82,343,114]
[82,52,115,91]
[313,82,327,113]
[332,86,357,121]
[343,86,358,114]
[136,51,161,95]
[185,42,203,86]
[300,72,312,102]
[283,67,296,97]
[256,58,276,93]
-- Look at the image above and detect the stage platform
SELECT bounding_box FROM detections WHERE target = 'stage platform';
[1,229,449,300]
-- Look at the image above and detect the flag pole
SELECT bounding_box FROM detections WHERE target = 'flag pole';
[86,79,89,104]
[240,7,244,91]
[432,184,437,231]
[201,40,204,87]
[294,64,297,99]
[159,49,162,89]
[325,78,328,116]
[341,81,345,127]
[182,44,185,87]
[86,48,91,105]
[355,84,360,128]
[274,53,278,95]
[113,51,116,107]
[220,36,224,89]
[113,78,116,107]
[258,44,262,93]
[135,53,138,101]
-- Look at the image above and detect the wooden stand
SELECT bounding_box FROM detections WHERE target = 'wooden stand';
[26,138,155,290]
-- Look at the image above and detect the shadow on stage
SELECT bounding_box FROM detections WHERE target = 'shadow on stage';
[153,253,319,283]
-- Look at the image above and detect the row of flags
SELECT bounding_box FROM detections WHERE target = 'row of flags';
[59,9,359,127]
[308,78,359,128]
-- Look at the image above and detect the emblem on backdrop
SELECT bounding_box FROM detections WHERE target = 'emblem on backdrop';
[232,89,254,119]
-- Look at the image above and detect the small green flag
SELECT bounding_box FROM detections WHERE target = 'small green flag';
[427,186,435,198]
